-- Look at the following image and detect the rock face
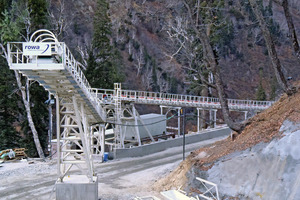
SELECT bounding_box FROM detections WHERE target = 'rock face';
[206,120,300,199]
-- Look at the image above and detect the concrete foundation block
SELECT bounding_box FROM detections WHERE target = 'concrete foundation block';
[56,175,98,200]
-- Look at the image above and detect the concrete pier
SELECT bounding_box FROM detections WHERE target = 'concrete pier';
[56,175,98,200]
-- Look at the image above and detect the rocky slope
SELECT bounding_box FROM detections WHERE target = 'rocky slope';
[207,121,300,199]
[153,85,300,199]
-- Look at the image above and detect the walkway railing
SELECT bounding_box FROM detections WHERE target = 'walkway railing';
[8,41,274,113]
[63,45,106,121]
[8,42,107,122]
[91,88,274,111]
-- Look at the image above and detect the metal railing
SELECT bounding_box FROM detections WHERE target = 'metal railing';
[8,42,107,122]
[8,41,274,113]
[63,45,106,121]
[8,42,63,66]
[91,88,274,111]
[196,177,220,200]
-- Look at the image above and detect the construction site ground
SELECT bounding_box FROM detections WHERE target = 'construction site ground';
[154,87,300,199]
[0,135,226,200]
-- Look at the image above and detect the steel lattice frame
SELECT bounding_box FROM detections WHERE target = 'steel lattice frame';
[8,29,102,183]
[56,96,95,182]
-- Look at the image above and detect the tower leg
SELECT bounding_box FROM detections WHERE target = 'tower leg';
[244,111,248,120]
[178,108,181,136]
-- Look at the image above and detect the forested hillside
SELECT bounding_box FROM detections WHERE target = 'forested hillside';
[55,0,300,98]
[106,0,300,98]
[1,0,300,157]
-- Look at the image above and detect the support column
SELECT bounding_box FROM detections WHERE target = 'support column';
[197,108,204,132]
[160,106,181,137]
[209,109,217,128]
[244,111,248,120]
[178,107,181,136]
[56,95,61,181]
[209,109,212,128]
[213,109,217,128]
[197,108,200,133]
[100,124,105,161]
[73,97,93,181]
[114,83,123,148]
[132,106,141,146]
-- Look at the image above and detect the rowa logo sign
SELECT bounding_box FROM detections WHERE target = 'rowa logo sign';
[23,42,51,56]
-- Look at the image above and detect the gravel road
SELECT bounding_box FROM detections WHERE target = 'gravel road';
[0,136,226,200]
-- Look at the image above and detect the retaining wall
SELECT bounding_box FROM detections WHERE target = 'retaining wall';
[115,127,231,159]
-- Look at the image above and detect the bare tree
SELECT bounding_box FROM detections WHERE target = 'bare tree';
[17,74,45,159]
[273,0,300,61]
[76,45,88,70]
[14,1,32,42]
[135,48,145,75]
[248,0,294,95]
[0,2,45,159]
[165,0,246,133]
[195,24,245,132]
[48,0,71,40]
[1,43,45,159]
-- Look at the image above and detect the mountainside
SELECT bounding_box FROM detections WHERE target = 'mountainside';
[56,0,300,100]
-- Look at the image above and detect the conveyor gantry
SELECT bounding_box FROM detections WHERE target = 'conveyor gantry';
[90,88,274,111]
[7,29,275,183]
[7,30,104,182]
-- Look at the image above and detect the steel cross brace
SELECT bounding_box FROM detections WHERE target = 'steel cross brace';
[56,95,95,182]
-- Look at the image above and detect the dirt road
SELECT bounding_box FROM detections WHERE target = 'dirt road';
[0,136,226,200]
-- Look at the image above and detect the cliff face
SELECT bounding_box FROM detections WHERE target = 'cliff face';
[52,0,300,99]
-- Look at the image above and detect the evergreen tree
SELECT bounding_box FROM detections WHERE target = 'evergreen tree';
[256,83,266,101]
[93,0,111,60]
[0,0,12,19]
[0,1,21,150]
[85,0,123,89]
[151,59,159,92]
[256,69,266,101]
[270,77,278,100]
[0,9,20,43]
[23,0,49,156]
[169,77,178,94]
[0,58,21,149]
[0,1,49,157]
[28,0,48,30]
